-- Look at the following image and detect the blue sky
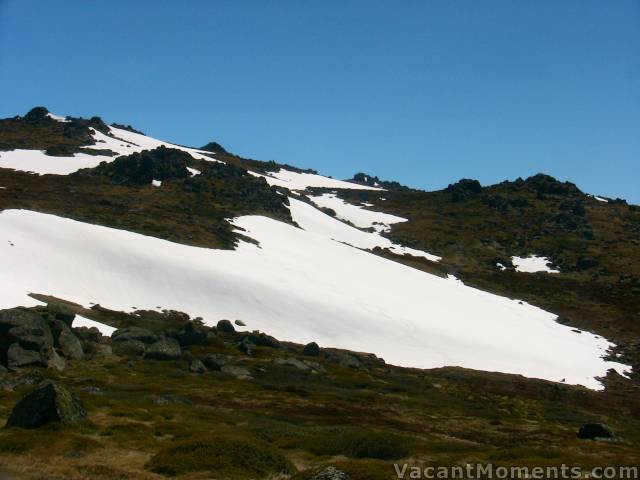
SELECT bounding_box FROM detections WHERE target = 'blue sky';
[1,0,638,202]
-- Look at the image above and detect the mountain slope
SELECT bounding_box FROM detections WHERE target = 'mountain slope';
[0,107,636,391]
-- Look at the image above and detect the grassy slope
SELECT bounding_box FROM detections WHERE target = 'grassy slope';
[0,302,638,480]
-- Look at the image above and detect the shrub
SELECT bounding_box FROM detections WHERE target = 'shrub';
[146,434,293,477]
[302,426,413,460]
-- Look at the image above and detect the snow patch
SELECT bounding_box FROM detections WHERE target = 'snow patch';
[256,168,382,191]
[46,113,69,122]
[512,255,560,274]
[0,208,628,389]
[594,196,608,203]
[151,180,162,187]
[73,315,116,336]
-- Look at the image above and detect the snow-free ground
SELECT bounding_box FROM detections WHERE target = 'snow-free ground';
[0,206,628,389]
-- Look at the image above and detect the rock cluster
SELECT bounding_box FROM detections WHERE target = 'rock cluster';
[0,307,85,371]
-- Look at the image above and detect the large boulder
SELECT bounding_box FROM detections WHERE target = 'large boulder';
[577,423,615,440]
[202,353,230,371]
[303,342,321,357]
[58,329,84,360]
[7,343,43,368]
[145,338,181,361]
[0,309,53,353]
[112,327,158,344]
[216,319,235,333]
[220,365,252,380]
[189,359,207,374]
[112,339,146,357]
[6,380,87,428]
[173,322,211,346]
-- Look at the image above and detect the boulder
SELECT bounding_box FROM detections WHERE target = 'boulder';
[47,304,76,326]
[216,319,235,333]
[6,380,86,428]
[73,326,104,343]
[112,339,146,357]
[244,332,281,349]
[7,323,53,351]
[202,353,230,371]
[220,365,252,380]
[7,343,43,368]
[44,347,66,371]
[112,327,158,344]
[303,342,321,357]
[189,359,207,374]
[577,423,615,440]
[145,338,181,360]
[174,322,210,346]
[311,467,350,480]
[237,336,255,355]
[274,357,310,371]
[234,320,246,326]
[58,329,84,360]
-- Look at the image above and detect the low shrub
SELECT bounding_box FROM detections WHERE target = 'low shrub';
[146,434,293,477]
[302,426,413,460]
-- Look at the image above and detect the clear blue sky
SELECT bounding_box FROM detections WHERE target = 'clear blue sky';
[1,1,638,202]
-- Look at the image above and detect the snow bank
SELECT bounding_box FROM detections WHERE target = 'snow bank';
[512,255,560,274]
[0,208,627,389]
[256,168,381,191]
[293,198,441,261]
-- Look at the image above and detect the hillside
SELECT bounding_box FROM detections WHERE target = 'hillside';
[0,107,639,478]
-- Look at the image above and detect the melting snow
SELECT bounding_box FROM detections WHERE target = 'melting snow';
[293,198,441,261]
[308,193,406,233]
[0,208,627,389]
[256,168,381,191]
[46,113,69,122]
[594,196,608,203]
[151,180,162,187]
[512,255,560,274]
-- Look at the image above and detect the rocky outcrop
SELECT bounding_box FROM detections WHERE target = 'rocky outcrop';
[145,337,181,360]
[6,380,86,428]
[303,342,321,357]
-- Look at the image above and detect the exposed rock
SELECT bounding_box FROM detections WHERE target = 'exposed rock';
[216,319,236,333]
[189,359,207,374]
[237,336,255,355]
[0,310,53,353]
[234,319,246,326]
[303,342,321,357]
[577,423,615,440]
[243,331,281,349]
[73,326,104,343]
[44,347,66,371]
[173,321,211,346]
[327,352,363,369]
[145,338,181,360]
[112,339,146,357]
[221,365,252,380]
[311,466,350,480]
[112,327,158,344]
[202,353,230,371]
[47,304,76,326]
[7,343,43,368]
[57,329,84,360]
[6,380,86,428]
[274,357,311,371]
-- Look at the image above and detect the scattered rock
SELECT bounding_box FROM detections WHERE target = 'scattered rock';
[202,353,230,371]
[112,327,158,344]
[311,466,350,480]
[221,365,252,380]
[6,380,87,428]
[44,347,66,371]
[216,319,235,333]
[189,359,207,374]
[73,326,104,343]
[303,342,321,357]
[327,352,363,369]
[145,338,181,361]
[577,423,615,440]
[243,331,281,349]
